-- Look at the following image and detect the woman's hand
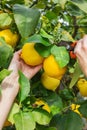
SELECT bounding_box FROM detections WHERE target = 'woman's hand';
[0,50,42,129]
[8,50,42,79]
[74,35,87,77]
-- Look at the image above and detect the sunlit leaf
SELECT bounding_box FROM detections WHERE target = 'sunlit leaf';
[61,30,74,42]
[13,4,40,37]
[0,13,12,29]
[27,34,51,46]
[71,0,87,13]
[51,45,70,68]
[14,111,35,130]
[8,103,20,124]
[69,61,82,89]
[40,28,54,41]
[32,109,52,125]
[18,71,30,103]
[0,69,11,83]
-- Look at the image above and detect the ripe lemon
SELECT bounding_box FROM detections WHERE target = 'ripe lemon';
[34,99,50,113]
[41,72,60,91]
[77,78,87,97]
[43,55,67,78]
[0,29,19,47]
[21,43,44,66]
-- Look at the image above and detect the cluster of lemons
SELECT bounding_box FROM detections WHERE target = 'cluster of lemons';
[0,29,67,91]
[21,43,67,91]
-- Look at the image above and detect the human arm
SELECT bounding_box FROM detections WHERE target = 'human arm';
[0,51,42,129]
[74,35,87,77]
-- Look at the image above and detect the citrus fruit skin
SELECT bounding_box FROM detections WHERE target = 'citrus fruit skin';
[41,72,60,91]
[77,78,87,97]
[21,43,44,66]
[43,55,67,78]
[34,99,50,113]
[0,29,19,47]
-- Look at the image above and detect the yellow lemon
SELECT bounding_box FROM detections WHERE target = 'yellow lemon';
[43,55,67,78]
[0,29,19,47]
[77,78,87,97]
[71,103,81,116]
[41,72,60,91]
[34,99,50,113]
[21,43,44,66]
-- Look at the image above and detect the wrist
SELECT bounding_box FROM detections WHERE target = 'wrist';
[1,72,19,92]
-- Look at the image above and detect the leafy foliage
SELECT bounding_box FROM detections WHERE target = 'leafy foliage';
[13,4,40,38]
[50,110,83,130]
[1,0,87,130]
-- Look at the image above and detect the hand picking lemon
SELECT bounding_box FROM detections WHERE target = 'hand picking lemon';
[43,55,67,78]
[21,43,44,66]
[0,29,19,47]
[34,99,50,113]
[77,78,87,97]
[41,72,60,91]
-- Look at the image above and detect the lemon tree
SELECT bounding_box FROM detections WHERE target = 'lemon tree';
[1,0,87,130]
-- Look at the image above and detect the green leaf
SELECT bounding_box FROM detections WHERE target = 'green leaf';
[66,2,85,16]
[18,71,30,103]
[44,93,63,115]
[40,29,54,40]
[0,13,12,29]
[27,34,51,46]
[8,103,20,124]
[0,37,13,68]
[61,30,75,42]
[32,109,52,125]
[51,45,70,68]
[59,0,68,8]
[69,61,82,89]
[13,4,40,37]
[50,110,83,130]
[46,11,57,21]
[78,100,87,118]
[14,111,35,130]
[59,88,74,101]
[0,69,11,83]
[35,43,51,57]
[71,0,87,13]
